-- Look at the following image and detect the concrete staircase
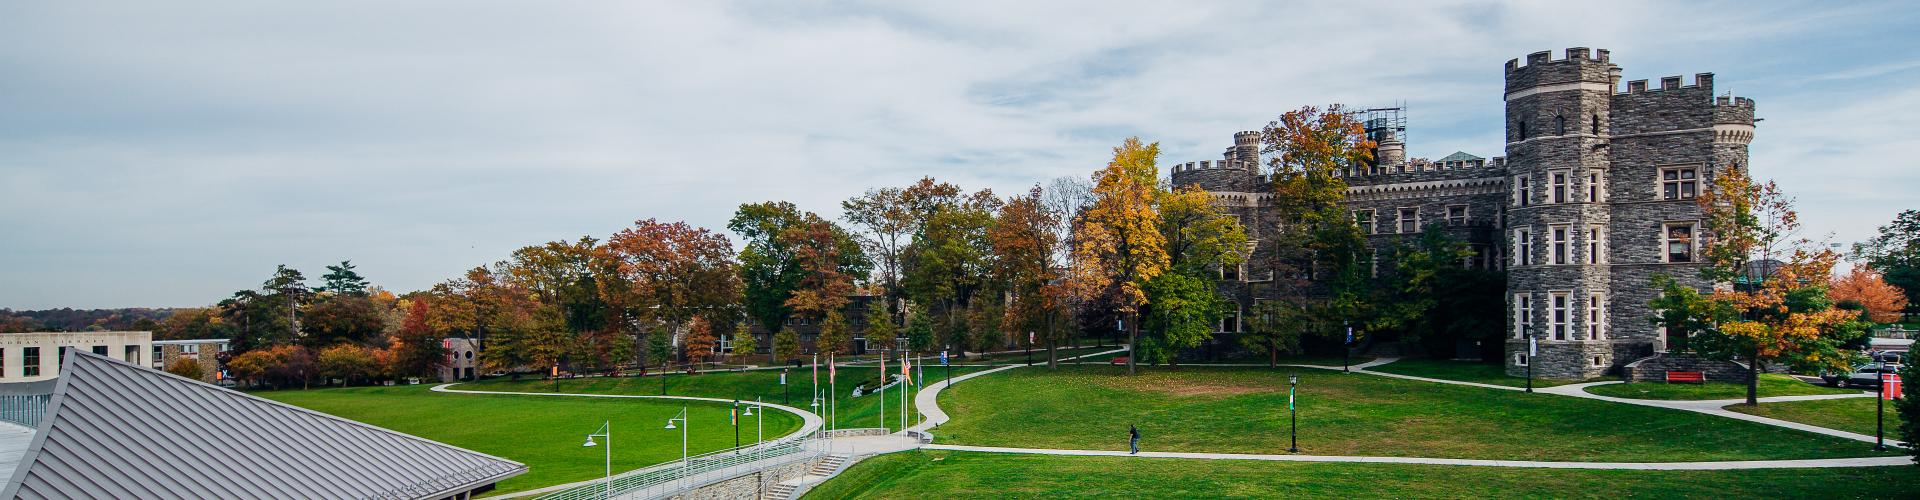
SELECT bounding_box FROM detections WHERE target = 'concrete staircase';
[766,453,849,499]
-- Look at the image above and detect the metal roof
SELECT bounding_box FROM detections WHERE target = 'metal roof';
[1436,151,1483,163]
[0,350,525,500]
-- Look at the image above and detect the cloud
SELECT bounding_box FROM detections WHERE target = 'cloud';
[1,0,1915,308]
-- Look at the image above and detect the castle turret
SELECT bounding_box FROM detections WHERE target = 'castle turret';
[1232,130,1261,168]
[1376,129,1405,168]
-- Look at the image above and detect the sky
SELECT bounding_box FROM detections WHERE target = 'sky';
[3,1,1917,309]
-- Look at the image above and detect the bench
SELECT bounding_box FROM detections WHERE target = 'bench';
[1665,371,1705,384]
[1110,356,1130,366]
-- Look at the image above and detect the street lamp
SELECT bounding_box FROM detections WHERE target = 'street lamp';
[664,407,688,468]
[1525,331,1536,393]
[581,421,610,499]
[1287,374,1299,453]
[746,397,763,446]
[732,399,741,450]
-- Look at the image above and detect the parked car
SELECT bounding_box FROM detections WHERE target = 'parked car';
[1821,363,1903,388]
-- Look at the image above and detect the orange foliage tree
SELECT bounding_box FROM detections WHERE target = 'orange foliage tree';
[1830,267,1910,323]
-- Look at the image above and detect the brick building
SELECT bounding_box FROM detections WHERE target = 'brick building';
[1171,48,1756,380]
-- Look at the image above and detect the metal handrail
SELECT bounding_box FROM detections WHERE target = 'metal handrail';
[535,438,825,500]
[0,394,49,429]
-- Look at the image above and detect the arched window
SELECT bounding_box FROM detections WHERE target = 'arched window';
[1555,115,1566,135]
[1591,114,1601,135]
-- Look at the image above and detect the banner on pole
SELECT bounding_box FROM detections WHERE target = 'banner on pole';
[940,351,948,366]
[780,371,786,385]
[1528,337,1537,357]
[1884,373,1902,401]
[1288,386,1295,411]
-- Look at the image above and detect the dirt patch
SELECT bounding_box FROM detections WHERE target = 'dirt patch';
[1098,375,1278,398]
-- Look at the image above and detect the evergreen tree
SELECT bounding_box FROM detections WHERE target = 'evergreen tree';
[320,260,371,296]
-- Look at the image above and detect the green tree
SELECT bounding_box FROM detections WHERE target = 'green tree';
[817,310,852,356]
[730,323,758,362]
[1242,300,1306,367]
[1854,209,1920,320]
[773,327,800,363]
[731,203,868,334]
[1899,361,1919,464]
[1141,270,1226,365]
[302,295,386,347]
[1259,105,1376,347]
[864,300,899,352]
[320,260,371,296]
[904,311,935,354]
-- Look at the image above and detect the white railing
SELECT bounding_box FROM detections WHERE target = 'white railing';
[535,439,825,500]
[0,394,49,428]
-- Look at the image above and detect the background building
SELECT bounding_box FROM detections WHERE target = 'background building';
[440,337,480,382]
[0,332,149,382]
[151,338,229,383]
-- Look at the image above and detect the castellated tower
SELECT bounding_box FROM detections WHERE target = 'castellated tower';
[1502,47,1757,380]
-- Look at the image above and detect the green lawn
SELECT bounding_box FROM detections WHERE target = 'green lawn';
[951,345,1120,364]
[1366,358,1587,388]
[806,450,1920,499]
[935,365,1893,461]
[464,365,991,433]
[1583,374,1860,400]
[1189,352,1375,367]
[1725,396,1898,437]
[258,384,801,495]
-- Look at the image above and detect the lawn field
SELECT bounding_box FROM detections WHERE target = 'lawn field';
[1726,396,1896,437]
[465,365,991,432]
[258,384,802,495]
[1365,358,1590,387]
[805,450,1920,499]
[935,365,1894,461]
[1583,374,1859,400]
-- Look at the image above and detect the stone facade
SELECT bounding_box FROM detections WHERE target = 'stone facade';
[151,339,228,383]
[665,456,816,500]
[1171,48,1756,380]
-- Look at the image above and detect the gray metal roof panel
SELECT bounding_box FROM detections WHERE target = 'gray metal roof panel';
[0,350,525,500]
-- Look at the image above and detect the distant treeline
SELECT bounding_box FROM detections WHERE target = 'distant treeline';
[0,308,181,333]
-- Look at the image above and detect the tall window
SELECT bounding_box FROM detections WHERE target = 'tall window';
[1555,115,1566,135]
[1221,308,1240,333]
[1587,293,1606,340]
[1518,120,1528,140]
[1513,293,1533,339]
[1354,210,1375,234]
[1550,292,1571,340]
[1514,228,1534,266]
[1661,166,1698,200]
[1515,176,1531,207]
[1398,208,1418,233]
[1591,114,1601,134]
[152,345,164,368]
[1665,223,1696,263]
[124,345,138,364]
[1447,205,1467,226]
[23,347,39,377]
[1587,225,1605,264]
[1551,225,1570,265]
[1550,171,1568,203]
[1586,172,1603,202]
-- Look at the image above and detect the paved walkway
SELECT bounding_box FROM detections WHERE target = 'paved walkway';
[907,352,1910,470]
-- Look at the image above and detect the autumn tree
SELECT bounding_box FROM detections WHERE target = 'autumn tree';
[1144,184,1248,364]
[605,219,742,363]
[732,202,868,336]
[164,358,205,381]
[505,237,613,342]
[1070,137,1169,375]
[684,316,718,364]
[1854,209,1920,320]
[154,307,232,341]
[992,186,1069,367]
[318,343,379,386]
[782,215,864,328]
[1830,267,1910,323]
[1258,104,1376,350]
[1656,165,1862,405]
[302,295,386,347]
[386,299,447,378]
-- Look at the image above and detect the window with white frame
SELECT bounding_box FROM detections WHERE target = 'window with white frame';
[1550,171,1569,204]
[1551,225,1570,265]
[1587,293,1606,340]
[1591,356,1606,367]
[1513,292,1533,339]
[1660,165,1699,200]
[1354,210,1375,234]
[1514,176,1531,207]
[1513,228,1533,266]
[1221,307,1240,333]
[1586,172,1604,202]
[1398,208,1418,233]
[1664,222,1696,263]
[1550,291,1571,340]
[1447,205,1467,226]
[1587,225,1605,264]
[1515,352,1530,366]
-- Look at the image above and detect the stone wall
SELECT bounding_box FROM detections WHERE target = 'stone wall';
[1622,353,1753,383]
[666,458,816,500]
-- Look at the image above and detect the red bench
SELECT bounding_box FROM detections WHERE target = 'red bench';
[1666,371,1705,384]
[1110,356,1130,366]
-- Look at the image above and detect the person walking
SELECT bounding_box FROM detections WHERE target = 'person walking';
[1129,424,1140,455]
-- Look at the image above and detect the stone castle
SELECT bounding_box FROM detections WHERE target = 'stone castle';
[1171,48,1757,380]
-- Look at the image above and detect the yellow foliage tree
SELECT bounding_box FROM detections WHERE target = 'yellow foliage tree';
[1070,137,1169,375]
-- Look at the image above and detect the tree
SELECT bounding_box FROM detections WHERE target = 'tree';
[318,343,379,386]
[773,327,800,362]
[302,295,386,347]
[604,221,741,363]
[320,260,371,296]
[226,349,274,388]
[1259,105,1376,349]
[730,323,758,362]
[901,183,1000,344]
[262,265,313,344]
[1830,267,1910,323]
[1144,183,1248,363]
[782,215,865,328]
[1242,300,1306,367]
[386,300,447,379]
[1854,210,1920,320]
[1070,137,1169,375]
[1661,165,1861,405]
[904,311,935,355]
[732,203,867,335]
[1899,361,1919,465]
[154,307,233,341]
[1375,226,1505,359]
[505,237,613,341]
[164,358,204,381]
[864,300,899,352]
[992,186,1067,367]
[844,186,917,306]
[1140,270,1225,365]
[684,316,718,364]
[816,310,852,356]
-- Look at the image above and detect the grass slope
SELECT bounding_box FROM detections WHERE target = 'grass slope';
[1726,397,1897,437]
[936,365,1892,461]
[464,365,990,432]
[1365,358,1588,388]
[806,450,1920,499]
[1583,374,1859,400]
[259,384,801,495]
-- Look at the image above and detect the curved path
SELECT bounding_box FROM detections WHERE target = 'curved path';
[430,383,825,499]
[907,353,1909,470]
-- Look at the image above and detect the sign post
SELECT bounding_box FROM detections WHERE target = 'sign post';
[1878,372,1901,451]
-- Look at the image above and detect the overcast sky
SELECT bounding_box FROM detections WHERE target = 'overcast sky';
[3,1,1916,309]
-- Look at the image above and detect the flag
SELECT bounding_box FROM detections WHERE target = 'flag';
[730,408,737,425]
[1345,326,1354,345]
[1029,331,1035,345]
[1885,373,1903,401]
[829,355,836,385]
[1527,336,1537,357]
[940,350,948,366]
[780,371,787,385]
[902,356,912,386]
[812,354,818,386]
[880,352,887,387]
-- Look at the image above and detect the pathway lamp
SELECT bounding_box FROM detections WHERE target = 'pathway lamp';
[581,421,611,499]
[1287,373,1300,453]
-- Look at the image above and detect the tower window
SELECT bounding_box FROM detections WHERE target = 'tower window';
[1550,291,1571,340]
[1354,210,1375,234]
[1514,292,1534,339]
[1664,223,1696,263]
[1587,225,1605,264]
[1518,120,1528,140]
[1447,205,1467,225]
[1551,171,1569,203]
[1587,172,1603,202]
[1514,228,1534,267]
[1588,293,1606,340]
[1555,115,1566,135]
[1515,176,1531,207]
[1551,225,1570,265]
[1591,114,1601,135]
[1661,166,1699,200]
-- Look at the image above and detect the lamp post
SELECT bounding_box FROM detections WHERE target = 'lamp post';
[581,421,610,499]
[732,399,741,450]
[1525,331,1536,393]
[1287,373,1299,453]
[781,369,789,405]
[746,397,762,446]
[1343,321,1352,373]
[664,407,688,468]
